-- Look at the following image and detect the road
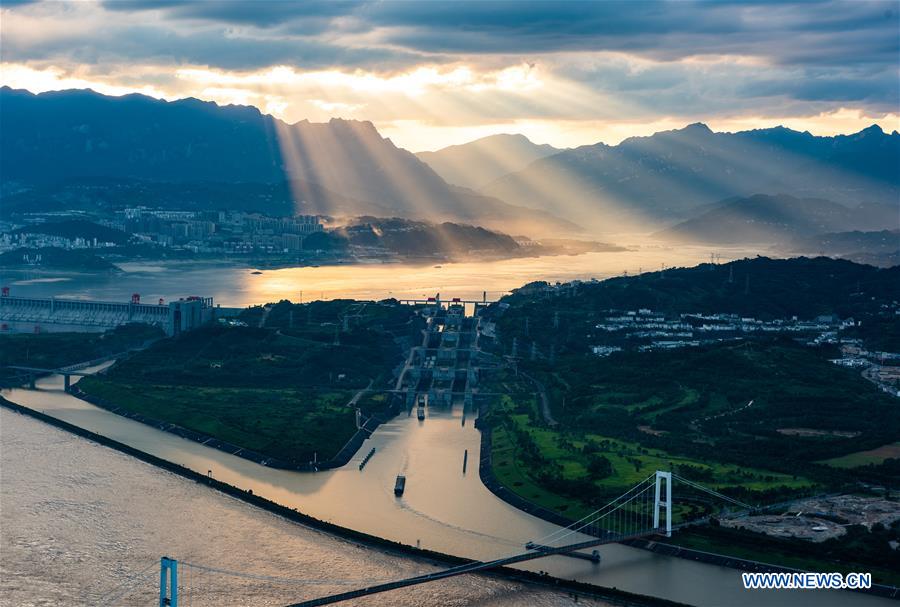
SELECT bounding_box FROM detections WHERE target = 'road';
[521,371,557,426]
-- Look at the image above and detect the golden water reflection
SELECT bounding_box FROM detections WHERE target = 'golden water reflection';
[242,246,755,305]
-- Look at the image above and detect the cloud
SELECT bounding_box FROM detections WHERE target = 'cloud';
[1,0,897,149]
[93,1,899,68]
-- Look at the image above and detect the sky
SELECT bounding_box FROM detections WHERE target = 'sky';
[1,0,898,152]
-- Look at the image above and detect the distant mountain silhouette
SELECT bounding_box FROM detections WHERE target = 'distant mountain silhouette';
[790,229,900,268]
[0,87,573,235]
[0,177,397,219]
[483,122,900,231]
[416,134,560,189]
[655,194,897,244]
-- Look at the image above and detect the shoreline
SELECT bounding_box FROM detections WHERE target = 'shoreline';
[1,244,630,276]
[474,411,900,601]
[0,395,683,607]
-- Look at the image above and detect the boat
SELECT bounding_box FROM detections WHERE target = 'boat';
[251,270,263,275]
[394,475,406,496]
[417,406,425,421]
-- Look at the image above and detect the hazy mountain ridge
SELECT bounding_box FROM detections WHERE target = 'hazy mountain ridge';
[655,194,897,244]
[790,229,900,268]
[416,134,561,189]
[483,122,900,231]
[0,87,574,235]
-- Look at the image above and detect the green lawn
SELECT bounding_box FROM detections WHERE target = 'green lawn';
[488,390,812,521]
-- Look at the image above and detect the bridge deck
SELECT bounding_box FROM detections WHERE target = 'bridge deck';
[286,530,662,607]
[6,366,93,376]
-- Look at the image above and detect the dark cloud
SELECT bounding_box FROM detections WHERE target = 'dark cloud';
[95,1,899,68]
[1,17,425,72]
[3,0,897,122]
[101,0,363,29]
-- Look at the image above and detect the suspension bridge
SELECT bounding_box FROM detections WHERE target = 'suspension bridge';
[92,470,753,607]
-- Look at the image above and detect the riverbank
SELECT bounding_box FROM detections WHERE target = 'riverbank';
[68,384,404,471]
[475,411,900,601]
[0,395,686,607]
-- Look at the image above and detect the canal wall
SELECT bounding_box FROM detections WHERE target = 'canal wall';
[0,395,686,607]
[475,411,900,601]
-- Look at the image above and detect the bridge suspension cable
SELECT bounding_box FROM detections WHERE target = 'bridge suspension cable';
[530,472,658,547]
[671,473,754,510]
[98,560,158,606]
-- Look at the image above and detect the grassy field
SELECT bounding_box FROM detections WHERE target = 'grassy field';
[78,377,357,463]
[77,302,419,463]
[820,442,900,468]
[488,391,812,521]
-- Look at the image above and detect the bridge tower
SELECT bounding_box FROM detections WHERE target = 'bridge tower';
[653,470,673,537]
[159,556,178,607]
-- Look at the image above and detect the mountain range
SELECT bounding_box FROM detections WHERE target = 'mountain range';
[2,86,898,242]
[415,134,560,190]
[0,87,572,235]
[483,122,899,231]
[656,194,897,244]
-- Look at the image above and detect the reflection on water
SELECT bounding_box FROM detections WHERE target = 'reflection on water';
[0,409,607,607]
[2,371,888,607]
[1,247,755,307]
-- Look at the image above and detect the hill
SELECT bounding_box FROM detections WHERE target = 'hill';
[0,87,573,235]
[655,194,896,244]
[501,256,900,321]
[416,134,560,189]
[13,219,131,245]
[483,123,900,231]
[77,301,421,465]
[790,230,900,268]
[0,247,119,271]
[321,217,520,257]
[0,178,395,219]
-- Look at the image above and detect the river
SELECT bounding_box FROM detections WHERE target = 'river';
[0,245,754,306]
[2,369,889,607]
[0,407,610,607]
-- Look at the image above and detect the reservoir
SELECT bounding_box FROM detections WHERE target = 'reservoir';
[1,246,752,306]
[2,369,890,607]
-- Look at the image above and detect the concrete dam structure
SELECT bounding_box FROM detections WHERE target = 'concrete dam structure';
[0,292,222,336]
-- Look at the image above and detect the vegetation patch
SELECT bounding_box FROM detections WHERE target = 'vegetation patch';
[821,442,900,469]
[77,378,355,463]
[78,300,422,463]
[0,324,163,385]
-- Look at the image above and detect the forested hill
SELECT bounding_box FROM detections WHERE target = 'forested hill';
[502,257,900,320]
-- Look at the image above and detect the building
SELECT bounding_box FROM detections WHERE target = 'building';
[167,296,216,336]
